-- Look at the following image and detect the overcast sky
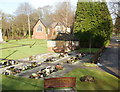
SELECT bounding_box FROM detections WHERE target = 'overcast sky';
[0,0,119,15]
[0,0,78,14]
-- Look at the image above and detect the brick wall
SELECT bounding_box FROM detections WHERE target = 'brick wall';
[32,20,47,39]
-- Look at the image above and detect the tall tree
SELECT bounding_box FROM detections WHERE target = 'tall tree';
[114,12,120,35]
[51,2,75,31]
[109,1,120,35]
[0,12,14,40]
[74,0,113,47]
[38,5,53,26]
[15,2,34,38]
[109,1,120,18]
[13,14,28,38]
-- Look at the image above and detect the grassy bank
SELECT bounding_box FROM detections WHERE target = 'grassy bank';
[64,68,119,90]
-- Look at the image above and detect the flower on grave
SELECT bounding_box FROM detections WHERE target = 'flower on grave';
[55,65,63,70]
[29,56,36,61]
[80,75,95,82]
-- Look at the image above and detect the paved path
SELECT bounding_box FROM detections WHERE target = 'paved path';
[99,36,120,78]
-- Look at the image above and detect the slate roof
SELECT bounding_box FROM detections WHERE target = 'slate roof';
[50,22,65,28]
[48,33,79,41]
[33,18,51,29]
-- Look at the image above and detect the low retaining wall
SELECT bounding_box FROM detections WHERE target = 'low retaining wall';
[47,40,80,52]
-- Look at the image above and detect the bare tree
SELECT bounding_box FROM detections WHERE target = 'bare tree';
[109,1,120,19]
[108,1,120,35]
[0,11,14,40]
[15,2,34,38]
[51,2,75,32]
[38,5,53,26]
[115,9,120,35]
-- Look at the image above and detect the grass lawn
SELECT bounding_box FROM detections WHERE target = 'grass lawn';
[2,75,44,90]
[1,68,119,90]
[0,39,48,60]
[78,48,100,53]
[64,68,119,90]
[82,63,98,67]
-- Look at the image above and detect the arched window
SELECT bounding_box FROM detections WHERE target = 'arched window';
[36,25,42,32]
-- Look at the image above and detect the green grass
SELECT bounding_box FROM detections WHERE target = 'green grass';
[2,68,119,90]
[64,68,119,90]
[0,44,19,48]
[83,63,98,67]
[0,39,48,60]
[2,75,43,90]
[78,48,100,53]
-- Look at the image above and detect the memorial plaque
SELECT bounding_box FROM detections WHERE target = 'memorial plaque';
[44,77,76,88]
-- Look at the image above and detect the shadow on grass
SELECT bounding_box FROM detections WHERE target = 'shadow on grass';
[3,75,43,89]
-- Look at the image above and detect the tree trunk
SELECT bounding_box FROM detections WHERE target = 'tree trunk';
[28,14,31,39]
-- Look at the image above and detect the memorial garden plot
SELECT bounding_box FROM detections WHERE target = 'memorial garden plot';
[1,51,88,79]
[1,49,119,90]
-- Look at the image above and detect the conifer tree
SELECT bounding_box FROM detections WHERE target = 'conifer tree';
[74,0,113,47]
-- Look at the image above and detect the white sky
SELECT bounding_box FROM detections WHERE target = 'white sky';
[0,0,78,14]
[0,0,119,15]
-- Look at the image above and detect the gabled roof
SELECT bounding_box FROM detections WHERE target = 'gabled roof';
[32,19,46,29]
[33,19,68,30]
[33,18,51,29]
